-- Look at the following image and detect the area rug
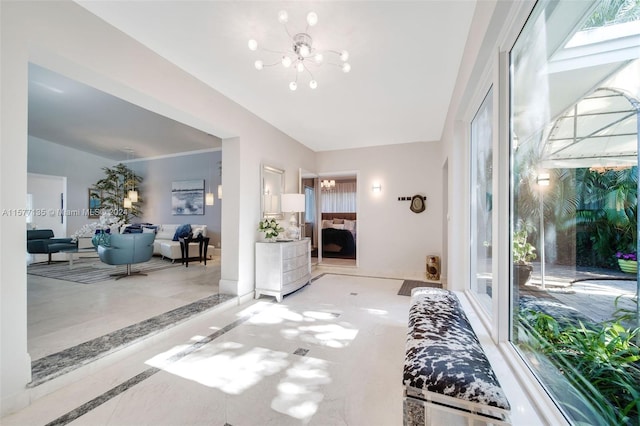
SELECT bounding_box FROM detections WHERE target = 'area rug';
[397,279,442,296]
[27,257,180,284]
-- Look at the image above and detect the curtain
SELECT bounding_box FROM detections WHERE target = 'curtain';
[321,181,357,212]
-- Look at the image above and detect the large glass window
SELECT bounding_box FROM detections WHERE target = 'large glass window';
[510,0,639,424]
[470,88,494,315]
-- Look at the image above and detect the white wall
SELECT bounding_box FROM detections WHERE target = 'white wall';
[0,0,314,415]
[317,141,442,278]
[439,0,503,291]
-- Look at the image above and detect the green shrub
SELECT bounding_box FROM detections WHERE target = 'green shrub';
[519,307,640,425]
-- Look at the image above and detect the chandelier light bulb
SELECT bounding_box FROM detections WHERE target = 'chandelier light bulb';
[281,56,292,68]
[306,12,318,27]
[278,10,288,24]
[342,63,351,73]
[296,62,305,72]
[309,80,318,89]
[340,50,349,61]
[289,81,297,91]
[254,60,264,70]
[299,44,310,57]
[248,39,258,51]
[314,53,323,64]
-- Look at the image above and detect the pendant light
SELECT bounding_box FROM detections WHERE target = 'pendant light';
[128,149,138,202]
[206,154,214,206]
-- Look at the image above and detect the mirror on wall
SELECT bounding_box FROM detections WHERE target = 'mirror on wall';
[261,164,284,218]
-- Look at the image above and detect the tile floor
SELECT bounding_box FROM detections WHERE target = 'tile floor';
[4,270,543,425]
[28,256,221,360]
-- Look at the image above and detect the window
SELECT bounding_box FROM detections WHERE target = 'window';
[304,186,315,224]
[470,87,494,315]
[510,0,639,424]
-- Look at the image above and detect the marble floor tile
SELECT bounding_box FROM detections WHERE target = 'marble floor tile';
[3,273,544,426]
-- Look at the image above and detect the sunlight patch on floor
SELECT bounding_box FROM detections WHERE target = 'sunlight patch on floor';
[271,357,331,421]
[147,342,290,395]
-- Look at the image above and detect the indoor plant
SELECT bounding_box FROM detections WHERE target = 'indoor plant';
[257,218,284,241]
[513,230,537,286]
[70,211,124,246]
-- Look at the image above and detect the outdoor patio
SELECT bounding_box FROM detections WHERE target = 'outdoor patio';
[520,262,638,326]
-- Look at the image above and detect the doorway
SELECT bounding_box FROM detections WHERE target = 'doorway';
[27,173,67,263]
[317,174,357,267]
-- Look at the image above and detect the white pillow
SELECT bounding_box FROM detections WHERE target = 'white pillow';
[192,227,204,237]
[344,220,355,231]
[322,220,333,229]
[142,227,155,234]
[332,224,345,230]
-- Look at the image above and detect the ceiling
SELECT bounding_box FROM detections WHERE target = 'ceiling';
[29,1,477,159]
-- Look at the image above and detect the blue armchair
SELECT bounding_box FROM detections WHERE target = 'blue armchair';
[98,233,155,280]
[27,229,77,264]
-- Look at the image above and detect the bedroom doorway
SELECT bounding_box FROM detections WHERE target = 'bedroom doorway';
[317,174,357,267]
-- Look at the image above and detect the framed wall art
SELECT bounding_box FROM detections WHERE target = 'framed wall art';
[88,188,102,218]
[171,180,204,215]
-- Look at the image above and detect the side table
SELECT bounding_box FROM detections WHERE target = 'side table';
[178,235,210,267]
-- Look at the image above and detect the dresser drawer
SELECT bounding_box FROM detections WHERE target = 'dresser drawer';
[282,241,308,259]
[283,263,310,286]
[283,253,308,273]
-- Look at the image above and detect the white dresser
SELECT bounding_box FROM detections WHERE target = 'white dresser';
[255,239,311,302]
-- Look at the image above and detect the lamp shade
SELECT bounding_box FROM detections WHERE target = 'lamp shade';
[281,193,306,213]
[205,192,215,206]
[128,190,138,203]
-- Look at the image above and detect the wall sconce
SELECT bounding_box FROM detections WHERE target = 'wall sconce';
[536,173,550,186]
[372,183,382,193]
[218,184,223,200]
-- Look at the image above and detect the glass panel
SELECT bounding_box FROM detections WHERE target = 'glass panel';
[470,87,494,315]
[510,1,639,424]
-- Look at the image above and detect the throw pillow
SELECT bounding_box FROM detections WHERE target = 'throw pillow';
[173,224,192,241]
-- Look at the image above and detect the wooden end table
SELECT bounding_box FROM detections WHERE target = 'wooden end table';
[178,235,210,267]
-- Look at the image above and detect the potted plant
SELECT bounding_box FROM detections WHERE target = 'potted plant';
[513,230,537,287]
[257,218,284,242]
[615,251,637,274]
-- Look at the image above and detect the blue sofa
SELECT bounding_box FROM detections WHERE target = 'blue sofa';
[26,229,77,264]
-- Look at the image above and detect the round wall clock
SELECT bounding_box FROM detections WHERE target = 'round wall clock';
[410,194,426,213]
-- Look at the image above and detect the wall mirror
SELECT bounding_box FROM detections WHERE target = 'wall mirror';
[261,164,284,218]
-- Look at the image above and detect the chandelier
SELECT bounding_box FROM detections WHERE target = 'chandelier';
[320,179,336,189]
[248,10,351,91]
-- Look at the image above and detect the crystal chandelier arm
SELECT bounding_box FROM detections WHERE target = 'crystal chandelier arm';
[261,47,291,55]
[261,60,283,68]
[305,66,315,80]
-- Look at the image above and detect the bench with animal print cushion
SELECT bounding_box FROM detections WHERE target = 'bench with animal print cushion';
[403,287,511,425]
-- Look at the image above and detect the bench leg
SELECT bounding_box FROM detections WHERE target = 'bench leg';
[403,397,425,426]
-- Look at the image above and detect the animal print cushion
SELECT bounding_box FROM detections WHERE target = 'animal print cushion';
[403,288,510,410]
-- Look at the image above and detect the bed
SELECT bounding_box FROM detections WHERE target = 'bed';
[321,212,357,259]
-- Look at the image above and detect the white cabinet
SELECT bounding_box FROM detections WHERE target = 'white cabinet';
[255,239,311,302]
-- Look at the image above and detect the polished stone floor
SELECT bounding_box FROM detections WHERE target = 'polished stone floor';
[28,255,221,361]
[4,271,542,426]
